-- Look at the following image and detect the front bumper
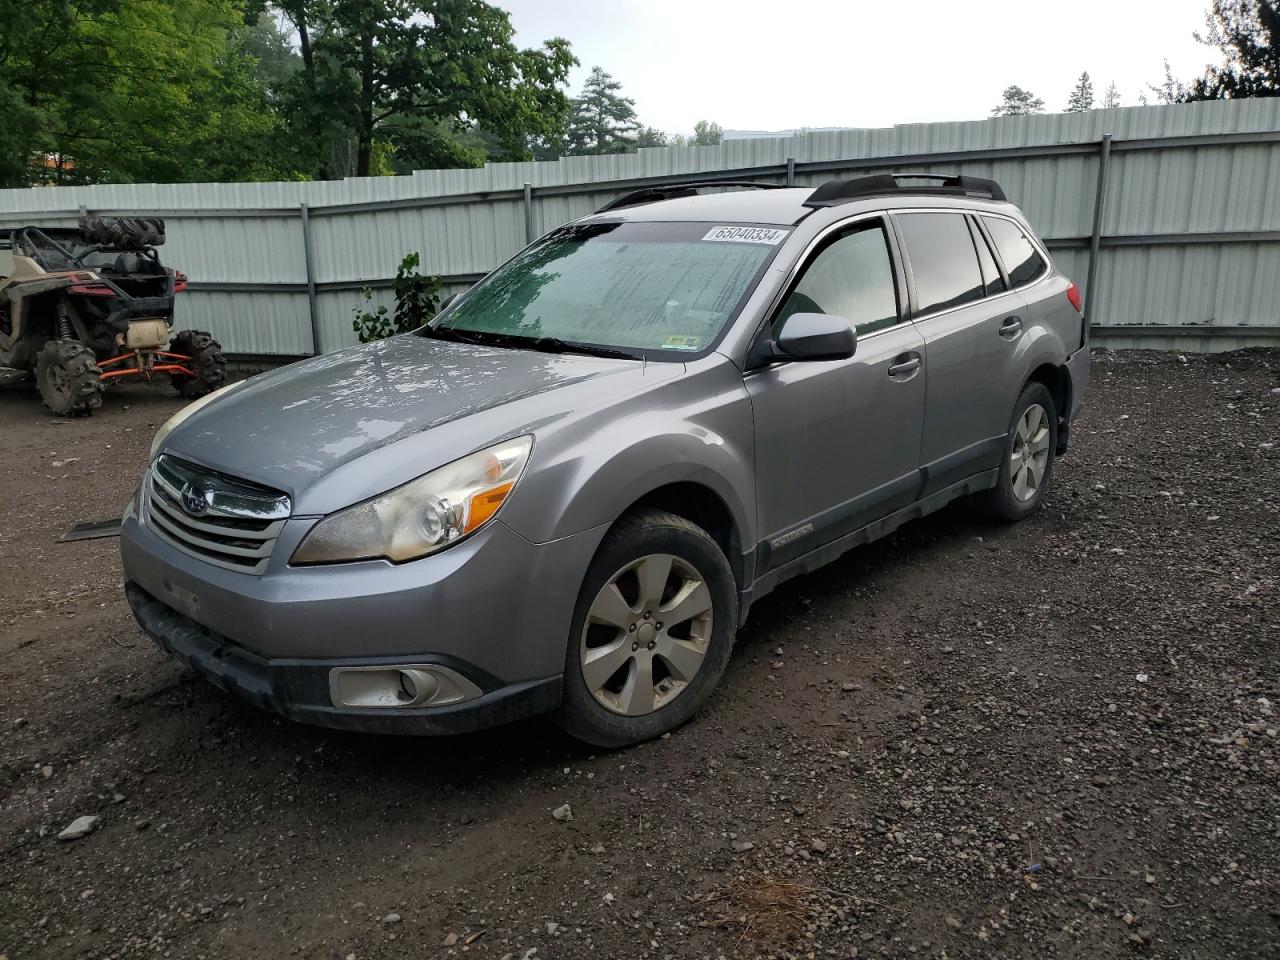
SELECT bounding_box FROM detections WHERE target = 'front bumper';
[120,502,609,735]
[125,581,560,734]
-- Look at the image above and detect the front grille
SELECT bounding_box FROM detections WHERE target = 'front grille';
[144,455,290,575]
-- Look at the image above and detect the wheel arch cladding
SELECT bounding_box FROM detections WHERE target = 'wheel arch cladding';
[1026,361,1070,424]
[617,482,745,592]
[502,424,756,559]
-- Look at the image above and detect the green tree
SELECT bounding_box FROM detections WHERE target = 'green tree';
[240,9,303,103]
[1147,59,1189,103]
[635,126,669,148]
[0,0,291,186]
[300,0,574,177]
[1065,71,1095,111]
[1184,0,1280,99]
[1102,80,1122,108]
[991,85,1045,117]
[692,120,723,146]
[565,66,639,154]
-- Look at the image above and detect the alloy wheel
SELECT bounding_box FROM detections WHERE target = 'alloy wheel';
[1010,402,1051,502]
[579,553,714,716]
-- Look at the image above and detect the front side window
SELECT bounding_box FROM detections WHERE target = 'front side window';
[982,216,1047,288]
[432,221,787,357]
[774,221,899,336]
[896,212,985,316]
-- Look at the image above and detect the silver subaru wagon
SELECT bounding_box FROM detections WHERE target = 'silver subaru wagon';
[121,174,1089,747]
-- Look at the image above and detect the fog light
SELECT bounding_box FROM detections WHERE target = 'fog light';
[328,663,483,710]
[396,669,439,705]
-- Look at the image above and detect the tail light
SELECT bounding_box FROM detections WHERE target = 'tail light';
[173,271,189,294]
[68,282,115,297]
[1065,281,1082,313]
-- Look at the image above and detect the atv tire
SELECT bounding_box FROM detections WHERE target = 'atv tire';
[169,330,226,399]
[36,340,103,416]
[79,215,166,248]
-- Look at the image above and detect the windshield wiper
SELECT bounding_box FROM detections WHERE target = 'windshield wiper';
[526,337,640,361]
[424,325,481,345]
[426,326,640,361]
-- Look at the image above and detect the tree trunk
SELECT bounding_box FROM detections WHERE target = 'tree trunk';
[297,17,313,78]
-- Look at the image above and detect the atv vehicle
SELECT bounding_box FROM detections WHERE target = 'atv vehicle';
[0,216,225,415]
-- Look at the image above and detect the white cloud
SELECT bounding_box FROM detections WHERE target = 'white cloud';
[503,0,1219,134]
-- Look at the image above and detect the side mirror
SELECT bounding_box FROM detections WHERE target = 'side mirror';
[751,312,857,366]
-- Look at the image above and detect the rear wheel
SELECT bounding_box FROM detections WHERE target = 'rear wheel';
[556,509,738,748]
[980,381,1058,522]
[169,330,226,399]
[35,340,103,416]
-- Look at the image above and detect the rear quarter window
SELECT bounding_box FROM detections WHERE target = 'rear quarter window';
[982,217,1047,288]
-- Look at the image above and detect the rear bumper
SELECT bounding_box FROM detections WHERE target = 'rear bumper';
[1065,344,1090,419]
[103,296,173,332]
[1059,344,1090,454]
[125,580,562,734]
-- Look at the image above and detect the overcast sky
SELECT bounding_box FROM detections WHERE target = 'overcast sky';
[501,0,1221,134]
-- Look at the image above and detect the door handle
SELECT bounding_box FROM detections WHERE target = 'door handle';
[999,316,1023,338]
[887,354,921,379]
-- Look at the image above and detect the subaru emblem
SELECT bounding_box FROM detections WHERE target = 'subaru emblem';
[181,485,210,516]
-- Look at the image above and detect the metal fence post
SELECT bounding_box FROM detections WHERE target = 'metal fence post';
[523,182,534,244]
[1083,134,1112,338]
[786,157,795,186]
[299,202,321,355]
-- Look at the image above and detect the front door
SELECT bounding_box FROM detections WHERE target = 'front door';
[747,216,926,573]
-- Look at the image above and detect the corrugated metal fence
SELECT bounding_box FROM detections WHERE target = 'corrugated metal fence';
[2,98,1278,355]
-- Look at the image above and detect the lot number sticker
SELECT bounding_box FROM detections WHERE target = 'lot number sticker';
[702,225,787,245]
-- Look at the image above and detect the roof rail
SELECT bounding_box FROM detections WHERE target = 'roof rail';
[596,180,789,213]
[804,174,1007,208]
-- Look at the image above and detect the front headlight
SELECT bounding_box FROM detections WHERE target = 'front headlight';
[149,379,247,460]
[290,436,533,565]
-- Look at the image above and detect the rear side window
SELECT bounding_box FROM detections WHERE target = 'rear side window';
[983,217,1047,287]
[969,218,1007,297]
[775,220,899,335]
[896,212,985,315]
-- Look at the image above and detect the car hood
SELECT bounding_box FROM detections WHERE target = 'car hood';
[162,335,674,506]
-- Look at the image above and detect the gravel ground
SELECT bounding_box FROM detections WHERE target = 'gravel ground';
[0,349,1277,960]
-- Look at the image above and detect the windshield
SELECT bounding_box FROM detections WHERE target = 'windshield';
[429,220,789,358]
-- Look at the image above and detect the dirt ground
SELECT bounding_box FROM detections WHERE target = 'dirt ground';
[0,350,1277,960]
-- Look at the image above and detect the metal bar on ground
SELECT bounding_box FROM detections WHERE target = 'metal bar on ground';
[59,519,122,543]
[786,157,795,186]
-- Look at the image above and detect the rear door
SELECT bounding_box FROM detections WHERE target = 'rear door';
[747,215,926,572]
[893,210,1025,496]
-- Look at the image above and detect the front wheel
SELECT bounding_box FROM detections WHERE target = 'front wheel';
[555,509,739,748]
[980,381,1058,522]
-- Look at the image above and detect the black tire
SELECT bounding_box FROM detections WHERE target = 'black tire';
[79,215,165,248]
[555,509,739,748]
[35,340,103,416]
[169,330,226,399]
[980,381,1058,522]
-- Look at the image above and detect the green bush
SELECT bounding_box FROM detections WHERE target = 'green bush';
[352,252,442,343]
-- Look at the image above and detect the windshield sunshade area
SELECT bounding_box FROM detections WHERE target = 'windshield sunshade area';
[430,220,789,357]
